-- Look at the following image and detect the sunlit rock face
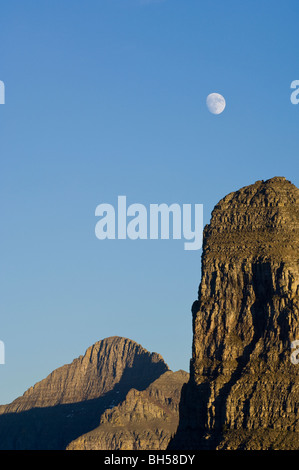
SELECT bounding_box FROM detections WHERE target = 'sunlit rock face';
[171,177,299,450]
[66,370,189,450]
[0,337,169,449]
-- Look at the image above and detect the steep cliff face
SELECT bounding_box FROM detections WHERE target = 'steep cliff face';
[66,370,188,450]
[171,177,299,450]
[0,337,169,449]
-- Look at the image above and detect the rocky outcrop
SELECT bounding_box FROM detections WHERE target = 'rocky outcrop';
[0,336,168,449]
[171,177,299,450]
[67,370,188,450]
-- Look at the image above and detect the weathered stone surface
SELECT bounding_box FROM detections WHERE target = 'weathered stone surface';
[0,337,169,449]
[67,370,189,450]
[171,177,299,450]
[0,336,167,414]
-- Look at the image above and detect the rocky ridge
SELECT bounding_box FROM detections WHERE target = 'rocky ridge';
[67,370,188,450]
[0,336,169,449]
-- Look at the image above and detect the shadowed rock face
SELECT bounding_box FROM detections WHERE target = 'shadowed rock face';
[66,370,189,450]
[170,177,299,450]
[0,337,169,449]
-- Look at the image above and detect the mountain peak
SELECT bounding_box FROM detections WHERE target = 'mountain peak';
[0,336,169,450]
[0,336,168,414]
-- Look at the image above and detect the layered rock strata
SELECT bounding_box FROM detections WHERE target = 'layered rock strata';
[67,370,188,450]
[0,336,168,449]
[171,177,299,450]
[0,336,167,413]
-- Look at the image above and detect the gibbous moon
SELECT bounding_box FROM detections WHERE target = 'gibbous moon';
[206,93,226,115]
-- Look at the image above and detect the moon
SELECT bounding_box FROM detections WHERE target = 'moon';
[206,93,226,115]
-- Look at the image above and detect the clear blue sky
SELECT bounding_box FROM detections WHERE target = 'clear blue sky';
[0,0,298,404]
